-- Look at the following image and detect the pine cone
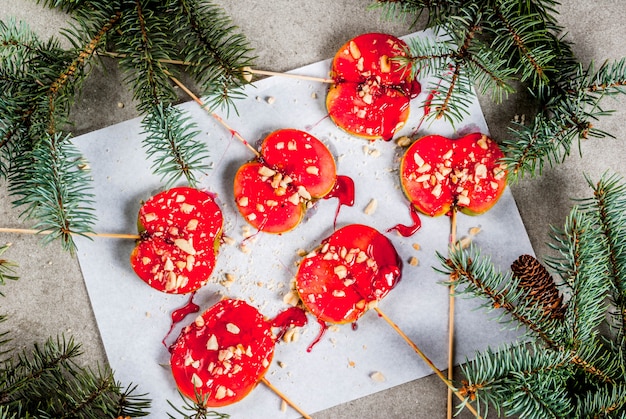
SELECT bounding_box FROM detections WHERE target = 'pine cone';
[511,254,566,320]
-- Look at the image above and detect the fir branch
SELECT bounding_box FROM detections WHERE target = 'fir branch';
[0,244,18,292]
[575,382,626,418]
[141,104,210,187]
[170,0,255,112]
[167,390,230,419]
[8,132,96,253]
[0,334,151,417]
[438,244,564,349]
[459,343,573,418]
[114,1,179,113]
[47,10,121,134]
[546,207,609,347]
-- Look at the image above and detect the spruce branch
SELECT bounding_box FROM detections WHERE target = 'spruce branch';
[0,244,18,292]
[8,132,96,253]
[446,172,626,417]
[141,103,210,188]
[170,0,255,113]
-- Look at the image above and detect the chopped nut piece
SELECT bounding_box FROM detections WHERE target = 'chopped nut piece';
[380,55,391,73]
[265,96,275,104]
[306,166,320,175]
[174,238,196,255]
[186,219,198,231]
[226,323,240,334]
[396,136,412,147]
[144,212,157,222]
[364,199,378,215]
[334,265,348,279]
[191,373,202,388]
[283,290,300,307]
[469,226,482,236]
[194,315,205,327]
[370,371,386,382]
[349,40,361,59]
[180,203,195,214]
[408,256,419,266]
[258,166,276,177]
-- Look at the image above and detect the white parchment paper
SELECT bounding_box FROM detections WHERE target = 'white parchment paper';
[74,30,534,417]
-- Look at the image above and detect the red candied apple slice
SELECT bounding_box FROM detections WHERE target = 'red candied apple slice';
[260,129,337,198]
[295,224,402,324]
[234,129,337,234]
[400,133,508,217]
[327,33,419,141]
[331,32,412,86]
[234,161,305,234]
[326,81,411,141]
[130,187,223,294]
[170,299,275,407]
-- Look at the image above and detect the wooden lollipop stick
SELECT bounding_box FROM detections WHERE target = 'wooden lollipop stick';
[242,67,334,84]
[0,227,139,240]
[98,52,334,84]
[447,207,458,419]
[165,72,261,158]
[374,306,481,419]
[261,377,313,419]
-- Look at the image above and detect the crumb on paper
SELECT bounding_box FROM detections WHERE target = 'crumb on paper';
[370,371,386,382]
[266,96,276,104]
[311,92,318,99]
[221,273,235,288]
[412,243,421,251]
[280,400,287,413]
[396,136,412,147]
[222,236,235,246]
[282,290,300,307]
[364,199,377,215]
[408,256,419,266]
[348,359,356,368]
[278,361,287,368]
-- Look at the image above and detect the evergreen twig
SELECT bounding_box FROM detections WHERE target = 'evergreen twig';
[439,172,626,417]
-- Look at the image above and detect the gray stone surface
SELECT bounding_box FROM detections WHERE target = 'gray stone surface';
[1,1,625,418]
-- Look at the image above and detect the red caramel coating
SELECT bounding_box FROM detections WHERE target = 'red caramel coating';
[400,133,508,217]
[331,32,411,86]
[130,187,223,294]
[295,224,402,324]
[327,33,419,141]
[260,129,337,198]
[170,299,275,406]
[234,129,337,234]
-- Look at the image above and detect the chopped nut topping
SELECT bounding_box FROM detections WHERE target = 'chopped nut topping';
[306,166,320,175]
[180,203,195,214]
[349,40,361,59]
[380,55,391,73]
[258,166,276,177]
[417,162,431,173]
[226,323,240,334]
[334,265,348,279]
[194,315,205,327]
[174,238,196,255]
[191,373,203,388]
[144,212,157,222]
[364,199,378,215]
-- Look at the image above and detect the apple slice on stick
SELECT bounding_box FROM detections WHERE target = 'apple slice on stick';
[399,132,507,418]
[234,129,338,234]
[169,298,311,418]
[293,224,481,417]
[326,33,421,141]
[130,186,224,294]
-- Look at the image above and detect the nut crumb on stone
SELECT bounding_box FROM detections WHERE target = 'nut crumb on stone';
[409,256,419,266]
[266,96,275,104]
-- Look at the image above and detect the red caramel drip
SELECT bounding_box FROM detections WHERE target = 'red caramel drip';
[271,306,308,340]
[307,318,329,353]
[387,204,422,237]
[163,292,200,349]
[324,175,355,227]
